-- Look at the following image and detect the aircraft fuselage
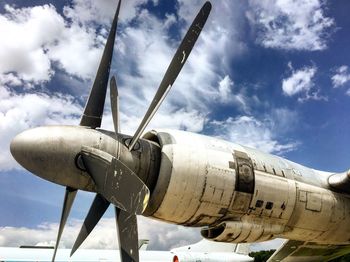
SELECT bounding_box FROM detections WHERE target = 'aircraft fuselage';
[10,125,350,245]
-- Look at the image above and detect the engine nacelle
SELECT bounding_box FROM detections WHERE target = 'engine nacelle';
[143,129,241,226]
[138,129,350,246]
[142,129,293,232]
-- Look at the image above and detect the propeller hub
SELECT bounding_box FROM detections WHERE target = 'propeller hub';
[10,125,99,191]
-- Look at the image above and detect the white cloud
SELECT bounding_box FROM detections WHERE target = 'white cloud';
[331,65,350,88]
[218,75,233,103]
[282,65,317,97]
[63,0,150,25]
[0,3,108,85]
[178,0,247,72]
[48,25,104,80]
[213,75,251,113]
[0,73,23,87]
[247,0,335,51]
[0,4,59,85]
[0,86,81,171]
[0,216,200,251]
[211,115,298,154]
[268,108,299,134]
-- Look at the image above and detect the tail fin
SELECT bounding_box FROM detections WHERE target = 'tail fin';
[138,239,149,250]
[235,243,250,256]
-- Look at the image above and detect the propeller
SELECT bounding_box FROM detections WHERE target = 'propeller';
[128,1,212,151]
[52,187,77,262]
[110,76,120,133]
[51,1,211,262]
[115,207,139,262]
[79,146,149,215]
[51,0,121,261]
[70,194,110,256]
[80,0,121,128]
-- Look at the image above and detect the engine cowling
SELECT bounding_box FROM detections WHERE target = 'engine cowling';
[201,220,284,243]
[143,129,240,226]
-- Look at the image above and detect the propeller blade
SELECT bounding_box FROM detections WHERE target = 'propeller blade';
[80,0,121,128]
[128,1,212,151]
[110,76,120,133]
[70,194,110,257]
[115,207,139,262]
[80,146,150,214]
[52,187,77,262]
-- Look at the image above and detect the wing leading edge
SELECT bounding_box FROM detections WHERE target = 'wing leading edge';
[268,240,350,262]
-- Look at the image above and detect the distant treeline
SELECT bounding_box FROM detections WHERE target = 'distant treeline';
[249,250,275,262]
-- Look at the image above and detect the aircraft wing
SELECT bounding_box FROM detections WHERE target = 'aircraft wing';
[268,240,350,262]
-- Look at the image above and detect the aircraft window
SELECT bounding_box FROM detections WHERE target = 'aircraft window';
[266,202,273,210]
[255,200,264,208]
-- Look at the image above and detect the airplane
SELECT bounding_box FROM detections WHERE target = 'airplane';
[8,0,350,261]
[0,239,253,262]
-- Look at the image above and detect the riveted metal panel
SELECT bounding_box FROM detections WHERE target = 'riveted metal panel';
[249,170,294,221]
[306,192,322,212]
[184,151,236,226]
[299,191,307,202]
[281,179,297,221]
[230,191,252,214]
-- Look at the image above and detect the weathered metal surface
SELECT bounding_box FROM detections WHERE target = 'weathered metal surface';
[10,126,100,191]
[140,129,350,246]
[234,151,255,194]
[201,220,285,243]
[115,208,139,262]
[80,146,150,214]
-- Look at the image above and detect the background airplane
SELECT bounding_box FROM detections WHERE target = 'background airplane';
[0,239,253,262]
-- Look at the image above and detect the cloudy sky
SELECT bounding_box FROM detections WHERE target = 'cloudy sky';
[1,0,350,253]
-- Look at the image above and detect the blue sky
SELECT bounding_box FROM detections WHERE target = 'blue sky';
[0,0,350,252]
